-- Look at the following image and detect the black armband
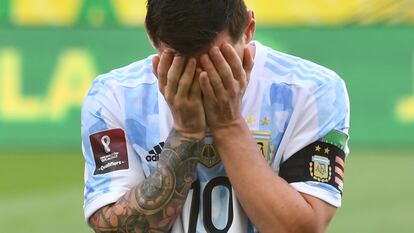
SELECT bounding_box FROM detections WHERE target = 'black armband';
[279,138,346,194]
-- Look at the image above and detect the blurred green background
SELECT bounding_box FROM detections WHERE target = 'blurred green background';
[0,0,413,232]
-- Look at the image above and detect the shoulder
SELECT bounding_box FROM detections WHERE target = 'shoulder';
[82,55,159,119]
[252,41,346,96]
[87,55,157,97]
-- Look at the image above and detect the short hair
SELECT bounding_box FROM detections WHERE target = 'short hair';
[146,0,248,56]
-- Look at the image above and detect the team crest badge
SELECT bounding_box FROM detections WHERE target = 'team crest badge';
[197,130,275,168]
[199,134,221,168]
[309,145,332,182]
[199,144,220,168]
[252,131,275,165]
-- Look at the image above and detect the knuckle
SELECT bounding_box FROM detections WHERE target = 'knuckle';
[167,69,177,79]
[239,76,247,86]
[238,81,245,90]
[228,89,238,98]
[174,99,186,108]
[158,69,168,78]
[217,95,228,104]
[179,78,191,87]
[165,95,175,104]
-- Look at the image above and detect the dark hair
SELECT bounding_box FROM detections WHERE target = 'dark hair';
[146,0,248,56]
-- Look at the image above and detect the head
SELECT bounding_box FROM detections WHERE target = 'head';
[145,0,255,59]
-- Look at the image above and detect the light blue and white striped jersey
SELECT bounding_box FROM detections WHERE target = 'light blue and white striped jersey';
[81,41,350,233]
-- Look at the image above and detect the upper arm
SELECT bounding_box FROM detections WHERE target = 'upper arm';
[280,73,350,214]
[81,79,145,223]
[301,193,337,233]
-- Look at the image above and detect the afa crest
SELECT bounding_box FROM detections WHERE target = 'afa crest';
[309,149,332,182]
[199,143,220,168]
[280,140,346,194]
[252,131,275,165]
[199,134,221,168]
[197,130,275,168]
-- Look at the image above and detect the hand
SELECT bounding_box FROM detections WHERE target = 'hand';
[153,51,206,139]
[199,43,254,132]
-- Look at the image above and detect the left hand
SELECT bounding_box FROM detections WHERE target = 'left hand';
[199,43,254,132]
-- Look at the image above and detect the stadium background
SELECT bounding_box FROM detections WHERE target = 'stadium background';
[0,0,413,232]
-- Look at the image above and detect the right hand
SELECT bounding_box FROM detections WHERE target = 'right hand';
[152,51,206,139]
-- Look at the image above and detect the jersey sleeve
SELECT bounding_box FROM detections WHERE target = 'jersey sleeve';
[81,77,145,221]
[280,72,350,207]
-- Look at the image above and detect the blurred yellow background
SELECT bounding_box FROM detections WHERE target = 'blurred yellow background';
[7,0,414,26]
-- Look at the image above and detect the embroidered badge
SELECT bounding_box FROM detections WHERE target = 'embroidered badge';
[89,128,129,175]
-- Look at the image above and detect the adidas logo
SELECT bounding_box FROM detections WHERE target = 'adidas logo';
[146,142,165,162]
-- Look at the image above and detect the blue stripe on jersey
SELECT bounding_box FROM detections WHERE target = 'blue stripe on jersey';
[145,57,153,64]
[87,77,106,96]
[264,50,348,140]
[197,163,226,183]
[305,181,341,195]
[264,62,324,86]
[262,83,294,164]
[124,83,159,152]
[314,78,348,138]
[125,119,148,150]
[267,52,332,83]
[88,59,153,96]
[270,83,293,106]
[333,80,348,130]
[117,68,153,83]
[83,108,112,200]
[265,52,336,87]
[90,109,107,131]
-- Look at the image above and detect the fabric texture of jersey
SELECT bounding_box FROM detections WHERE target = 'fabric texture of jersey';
[81,41,350,233]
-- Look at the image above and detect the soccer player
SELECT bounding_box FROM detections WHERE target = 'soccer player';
[81,0,350,232]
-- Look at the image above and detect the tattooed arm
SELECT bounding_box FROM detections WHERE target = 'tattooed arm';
[89,51,206,232]
[89,129,203,233]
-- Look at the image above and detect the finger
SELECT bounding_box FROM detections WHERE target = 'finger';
[190,68,202,99]
[177,58,197,98]
[157,51,174,92]
[152,55,160,77]
[167,55,186,95]
[209,46,234,89]
[243,46,254,74]
[152,55,164,93]
[242,46,254,85]
[221,43,244,81]
[199,71,216,100]
[200,53,225,97]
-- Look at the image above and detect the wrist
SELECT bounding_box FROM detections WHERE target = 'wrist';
[211,118,250,141]
[173,127,205,140]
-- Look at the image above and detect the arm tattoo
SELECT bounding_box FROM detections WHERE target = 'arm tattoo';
[89,129,203,233]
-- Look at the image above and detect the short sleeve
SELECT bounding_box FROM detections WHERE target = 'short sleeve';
[281,73,350,207]
[81,77,145,221]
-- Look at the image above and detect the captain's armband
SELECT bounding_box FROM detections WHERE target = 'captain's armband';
[279,130,348,193]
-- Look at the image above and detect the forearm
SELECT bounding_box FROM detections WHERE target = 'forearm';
[89,129,203,233]
[213,120,318,233]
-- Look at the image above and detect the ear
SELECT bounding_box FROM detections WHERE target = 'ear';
[243,10,256,43]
